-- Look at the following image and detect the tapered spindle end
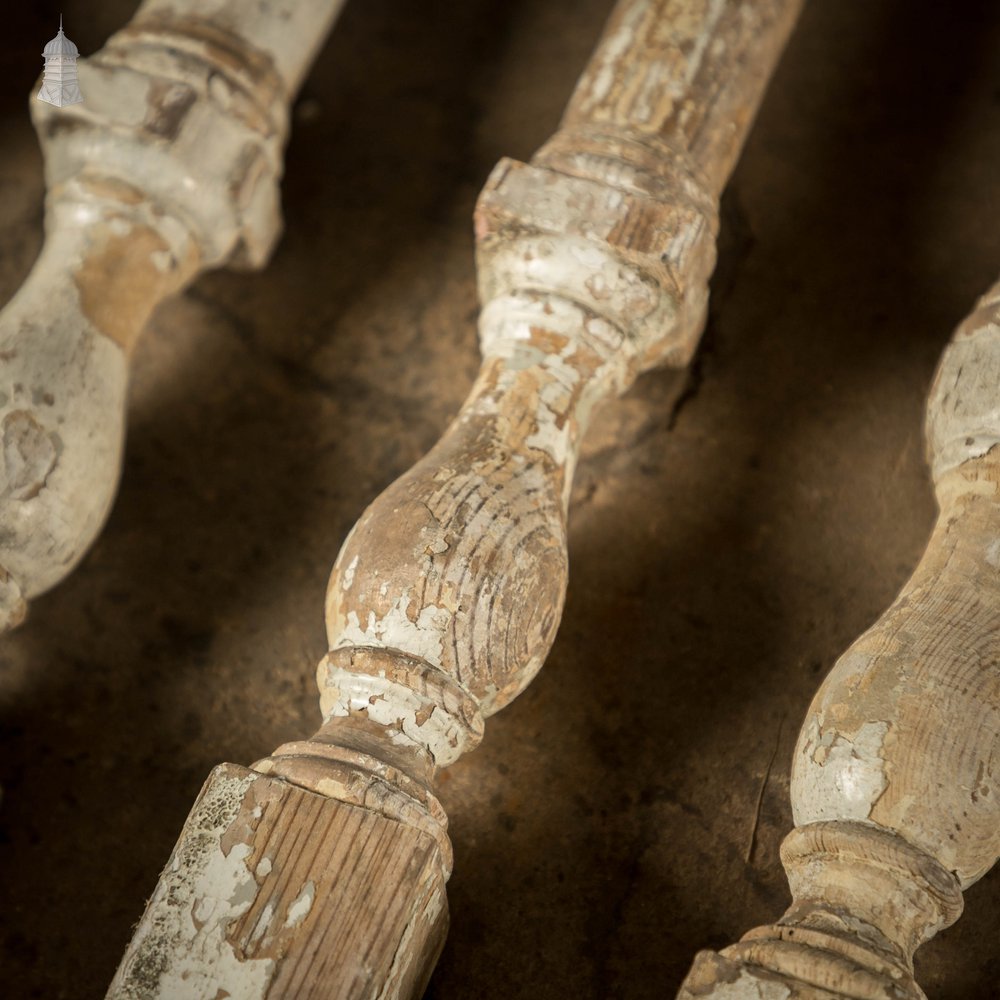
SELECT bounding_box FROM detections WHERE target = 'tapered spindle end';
[108,762,450,1000]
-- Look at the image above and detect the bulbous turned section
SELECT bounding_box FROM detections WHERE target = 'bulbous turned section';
[678,455,1000,999]
[325,315,619,716]
[4,1,351,630]
[0,181,198,629]
[323,0,807,729]
[792,464,1000,886]
[109,2,809,994]
[326,119,726,716]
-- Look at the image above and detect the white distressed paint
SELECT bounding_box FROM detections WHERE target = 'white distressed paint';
[107,769,274,1000]
[248,901,276,948]
[679,966,793,1000]
[793,719,890,826]
[475,158,714,371]
[335,595,449,670]
[150,249,173,273]
[927,314,1000,480]
[3,0,352,631]
[580,1,643,112]
[986,539,1000,569]
[136,0,349,95]
[0,215,129,628]
[479,291,631,397]
[318,654,471,766]
[284,881,315,929]
[342,553,359,590]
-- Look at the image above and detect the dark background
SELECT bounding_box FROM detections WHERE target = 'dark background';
[1,1,999,996]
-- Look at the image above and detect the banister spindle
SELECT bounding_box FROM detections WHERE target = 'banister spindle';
[0,0,346,631]
[108,2,803,997]
[678,282,1000,999]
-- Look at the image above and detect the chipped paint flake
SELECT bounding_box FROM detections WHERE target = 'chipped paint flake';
[337,595,449,669]
[695,970,791,999]
[342,553,359,590]
[248,901,276,948]
[794,719,890,825]
[285,881,315,929]
[107,769,274,1000]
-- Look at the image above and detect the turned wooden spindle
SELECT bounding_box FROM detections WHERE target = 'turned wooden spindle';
[108,2,803,996]
[678,284,1000,999]
[0,0,345,632]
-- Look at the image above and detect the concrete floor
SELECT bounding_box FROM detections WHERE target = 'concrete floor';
[2,1,1000,996]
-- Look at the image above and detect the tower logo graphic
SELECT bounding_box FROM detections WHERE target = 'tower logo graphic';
[38,16,83,107]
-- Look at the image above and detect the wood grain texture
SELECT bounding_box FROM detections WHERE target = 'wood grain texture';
[677,286,1000,998]
[327,0,803,729]
[0,0,346,632]
[108,764,447,1000]
[551,0,800,193]
[109,1,803,996]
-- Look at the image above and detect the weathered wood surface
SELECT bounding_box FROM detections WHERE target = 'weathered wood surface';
[108,763,448,1000]
[0,0,345,632]
[677,283,1000,998]
[107,2,803,997]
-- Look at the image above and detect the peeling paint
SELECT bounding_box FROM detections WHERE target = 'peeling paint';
[337,595,449,670]
[4,0,356,626]
[677,955,793,1000]
[284,881,315,929]
[318,652,479,766]
[342,553,359,590]
[986,539,1000,568]
[107,768,274,1000]
[927,303,1000,478]
[247,901,276,948]
[795,719,890,825]
[0,221,129,615]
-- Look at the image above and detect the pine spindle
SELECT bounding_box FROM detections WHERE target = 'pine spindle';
[0,0,345,632]
[108,2,803,997]
[678,284,1000,999]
